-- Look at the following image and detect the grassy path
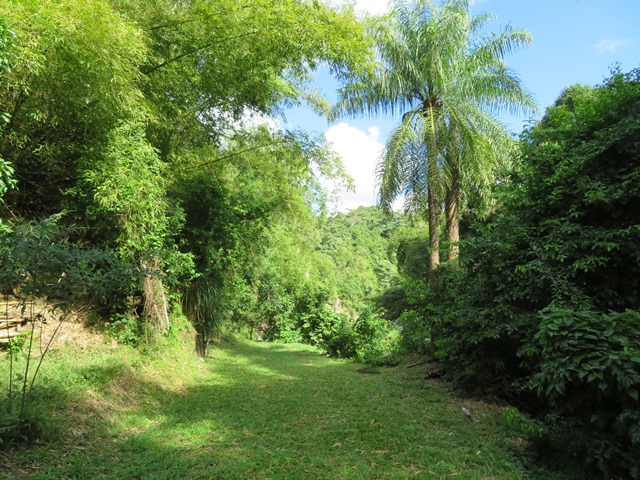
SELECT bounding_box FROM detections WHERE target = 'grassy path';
[2,339,545,479]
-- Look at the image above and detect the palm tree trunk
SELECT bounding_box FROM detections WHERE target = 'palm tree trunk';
[427,187,440,270]
[445,164,460,263]
[426,105,441,272]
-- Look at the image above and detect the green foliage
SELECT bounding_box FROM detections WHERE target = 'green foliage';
[0,217,141,309]
[430,68,640,386]
[318,206,402,313]
[174,127,349,352]
[299,305,351,349]
[182,277,227,357]
[106,314,143,347]
[335,0,534,268]
[321,318,359,359]
[0,0,149,218]
[0,157,15,202]
[78,117,173,257]
[393,68,640,477]
[512,69,640,311]
[1,0,372,348]
[352,309,401,365]
[523,309,640,479]
[318,307,401,366]
[0,19,16,205]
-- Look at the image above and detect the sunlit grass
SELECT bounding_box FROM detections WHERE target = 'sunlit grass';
[1,338,571,479]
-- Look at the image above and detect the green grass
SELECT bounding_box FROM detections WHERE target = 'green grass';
[1,337,570,479]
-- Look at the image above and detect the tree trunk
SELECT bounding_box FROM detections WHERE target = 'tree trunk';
[427,187,440,271]
[445,163,460,263]
[425,105,441,272]
[141,257,170,336]
[195,331,207,358]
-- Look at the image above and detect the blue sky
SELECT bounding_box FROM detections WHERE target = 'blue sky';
[285,0,640,211]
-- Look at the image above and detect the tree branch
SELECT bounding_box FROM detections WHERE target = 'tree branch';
[194,139,285,169]
[140,31,260,75]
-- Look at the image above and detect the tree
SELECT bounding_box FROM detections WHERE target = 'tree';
[0,18,16,207]
[110,0,373,160]
[334,0,534,268]
[0,0,151,217]
[174,127,351,355]
[0,0,373,345]
[428,68,640,478]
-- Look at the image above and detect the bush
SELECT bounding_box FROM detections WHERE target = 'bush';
[107,314,143,347]
[523,308,640,479]
[353,309,401,365]
[430,259,538,395]
[0,216,141,311]
[322,317,358,358]
[299,307,351,348]
[386,68,640,477]
[320,309,401,366]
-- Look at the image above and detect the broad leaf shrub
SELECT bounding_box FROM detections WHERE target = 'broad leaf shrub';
[0,217,140,308]
[262,284,401,365]
[523,309,640,479]
[430,262,538,396]
[322,310,401,366]
[0,217,141,446]
[395,68,640,477]
[351,309,401,365]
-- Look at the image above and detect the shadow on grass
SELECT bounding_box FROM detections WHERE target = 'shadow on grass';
[2,341,541,480]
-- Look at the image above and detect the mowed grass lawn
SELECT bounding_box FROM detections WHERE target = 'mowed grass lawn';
[2,338,554,479]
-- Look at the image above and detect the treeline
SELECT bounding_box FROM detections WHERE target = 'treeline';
[384,70,640,479]
[0,0,409,367]
[0,0,380,356]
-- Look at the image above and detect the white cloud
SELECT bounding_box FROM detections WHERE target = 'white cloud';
[240,108,282,132]
[593,38,634,55]
[324,122,384,212]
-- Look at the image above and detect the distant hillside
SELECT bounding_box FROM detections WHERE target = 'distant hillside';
[318,206,404,313]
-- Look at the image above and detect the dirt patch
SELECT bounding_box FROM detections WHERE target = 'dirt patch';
[1,296,115,352]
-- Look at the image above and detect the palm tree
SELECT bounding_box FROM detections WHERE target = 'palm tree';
[333,0,535,269]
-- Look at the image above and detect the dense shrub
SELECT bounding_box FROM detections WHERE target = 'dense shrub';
[523,309,640,479]
[319,314,358,358]
[322,310,401,365]
[352,309,401,365]
[395,68,640,478]
[0,217,141,310]
[261,283,401,366]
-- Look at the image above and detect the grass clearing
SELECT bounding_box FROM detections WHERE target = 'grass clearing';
[1,336,570,479]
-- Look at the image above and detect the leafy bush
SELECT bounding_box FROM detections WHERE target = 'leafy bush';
[523,308,640,479]
[398,310,429,354]
[352,309,401,365]
[320,309,401,366]
[0,216,141,311]
[0,218,143,446]
[107,314,142,347]
[321,316,358,358]
[389,69,640,477]
[431,250,539,394]
[299,307,348,347]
